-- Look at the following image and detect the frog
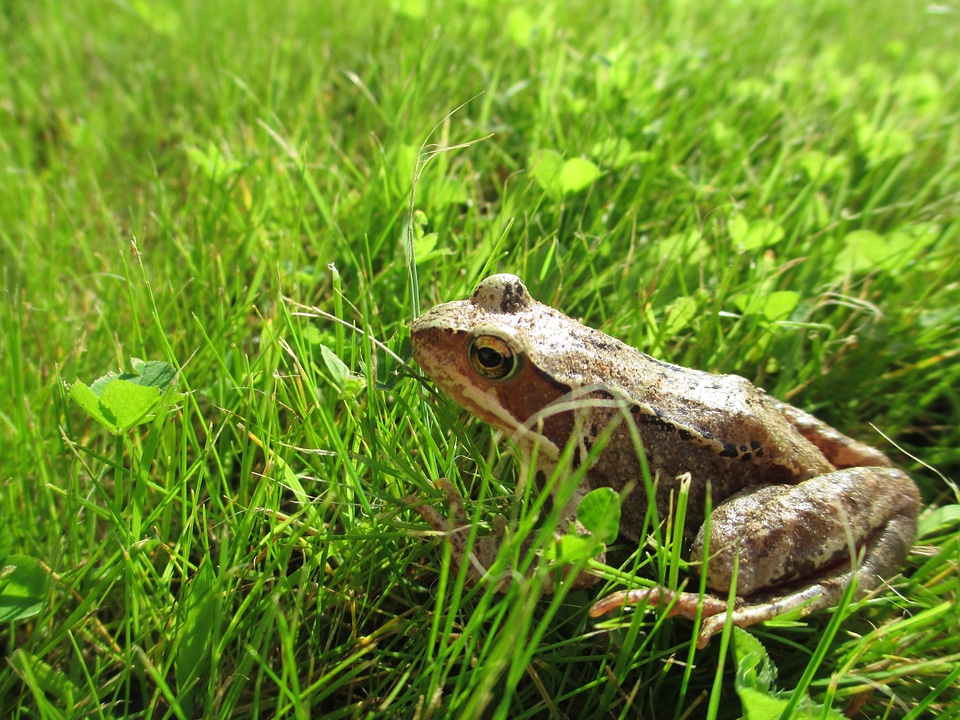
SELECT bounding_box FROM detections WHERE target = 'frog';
[409,274,920,647]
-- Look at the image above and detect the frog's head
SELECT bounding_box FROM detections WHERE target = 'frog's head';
[411,275,574,442]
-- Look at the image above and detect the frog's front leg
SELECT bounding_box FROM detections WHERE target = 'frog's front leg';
[407,479,603,592]
[592,466,920,648]
[406,479,508,588]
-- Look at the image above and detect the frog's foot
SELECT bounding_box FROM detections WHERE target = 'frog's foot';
[604,465,918,648]
[589,584,835,649]
[590,587,740,649]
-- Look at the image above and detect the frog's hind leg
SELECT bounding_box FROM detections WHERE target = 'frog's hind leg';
[591,499,915,648]
[591,466,920,648]
[692,485,918,648]
[694,467,919,594]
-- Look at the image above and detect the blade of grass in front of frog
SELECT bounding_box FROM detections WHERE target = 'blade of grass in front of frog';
[706,543,738,720]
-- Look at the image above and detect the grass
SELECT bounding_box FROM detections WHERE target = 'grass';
[1,0,959,717]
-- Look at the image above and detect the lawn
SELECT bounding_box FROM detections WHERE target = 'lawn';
[2,0,959,717]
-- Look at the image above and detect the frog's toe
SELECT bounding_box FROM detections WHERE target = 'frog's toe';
[589,587,732,620]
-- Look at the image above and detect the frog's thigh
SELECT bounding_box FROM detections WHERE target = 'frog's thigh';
[696,467,920,597]
[693,471,918,647]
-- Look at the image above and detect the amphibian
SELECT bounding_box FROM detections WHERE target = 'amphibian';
[410,274,920,647]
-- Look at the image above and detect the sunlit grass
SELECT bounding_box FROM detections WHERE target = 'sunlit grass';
[1,0,958,717]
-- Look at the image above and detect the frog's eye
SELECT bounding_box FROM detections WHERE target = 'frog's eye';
[468,334,520,380]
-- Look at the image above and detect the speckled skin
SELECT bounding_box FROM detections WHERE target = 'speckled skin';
[410,275,920,645]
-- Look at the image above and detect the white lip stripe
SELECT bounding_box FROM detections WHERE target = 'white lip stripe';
[461,384,522,432]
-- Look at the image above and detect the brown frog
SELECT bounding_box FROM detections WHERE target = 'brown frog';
[409,274,920,647]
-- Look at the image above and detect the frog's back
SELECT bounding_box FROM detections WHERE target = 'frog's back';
[525,320,838,535]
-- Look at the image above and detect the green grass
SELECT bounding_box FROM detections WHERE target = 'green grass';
[2,0,959,717]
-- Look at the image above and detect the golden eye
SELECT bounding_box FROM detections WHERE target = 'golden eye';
[468,334,520,380]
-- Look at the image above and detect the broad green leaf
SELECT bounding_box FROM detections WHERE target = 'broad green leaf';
[761,291,800,321]
[88,371,119,396]
[98,380,162,430]
[554,533,601,563]
[798,150,846,185]
[130,0,181,35]
[833,230,883,273]
[738,688,794,720]
[184,142,242,184]
[319,346,365,397]
[406,209,429,242]
[655,230,706,261]
[9,649,80,708]
[414,231,439,261]
[394,144,418,191]
[603,46,638,93]
[833,229,887,275]
[734,628,845,720]
[577,487,620,543]
[320,346,350,390]
[407,208,446,264]
[589,137,649,169]
[532,151,599,198]
[394,0,426,19]
[733,291,793,319]
[710,119,737,150]
[738,686,844,720]
[70,378,161,434]
[881,225,939,271]
[85,360,177,396]
[0,555,49,622]
[431,177,468,207]
[855,113,915,166]
[728,214,749,244]
[918,504,960,538]
[896,71,942,117]
[730,76,774,101]
[69,381,115,430]
[733,627,777,691]
[560,157,600,195]
[129,358,177,389]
